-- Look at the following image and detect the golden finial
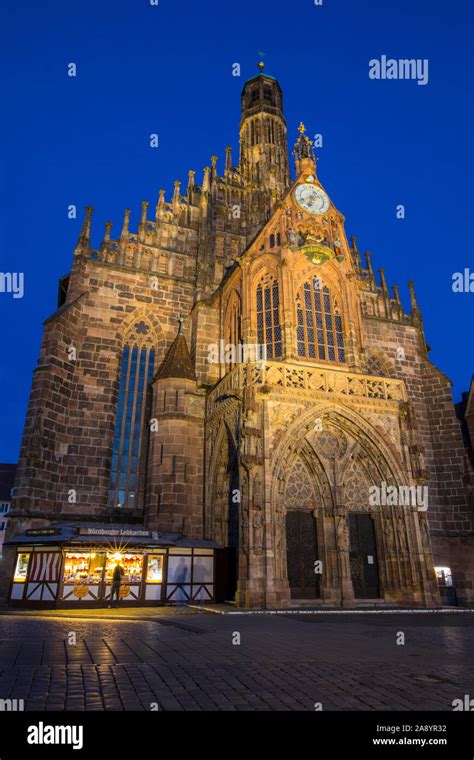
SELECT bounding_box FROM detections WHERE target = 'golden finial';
[293,122,315,162]
[258,60,264,71]
[257,50,265,72]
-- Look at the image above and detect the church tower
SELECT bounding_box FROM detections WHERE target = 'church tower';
[239,62,290,202]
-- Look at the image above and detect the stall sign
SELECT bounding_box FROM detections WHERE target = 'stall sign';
[77,528,152,538]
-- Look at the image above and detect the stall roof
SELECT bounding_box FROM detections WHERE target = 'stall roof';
[7,522,221,550]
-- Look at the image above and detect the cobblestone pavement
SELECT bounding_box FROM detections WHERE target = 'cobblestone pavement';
[0,610,472,711]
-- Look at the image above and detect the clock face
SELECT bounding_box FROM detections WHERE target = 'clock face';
[294,183,330,215]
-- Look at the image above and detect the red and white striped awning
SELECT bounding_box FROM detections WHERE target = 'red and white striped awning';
[29,552,61,582]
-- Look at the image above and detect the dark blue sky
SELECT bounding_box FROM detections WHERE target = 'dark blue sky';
[0,0,473,463]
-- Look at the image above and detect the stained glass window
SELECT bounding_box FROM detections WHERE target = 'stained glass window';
[108,323,155,510]
[256,275,283,359]
[296,277,345,363]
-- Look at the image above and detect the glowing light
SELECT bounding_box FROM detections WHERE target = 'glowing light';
[113,552,122,562]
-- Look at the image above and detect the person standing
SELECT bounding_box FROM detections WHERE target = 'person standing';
[109,563,124,608]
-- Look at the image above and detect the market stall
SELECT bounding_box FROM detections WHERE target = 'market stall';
[7,523,218,608]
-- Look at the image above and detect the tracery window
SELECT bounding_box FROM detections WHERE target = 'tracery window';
[366,354,389,377]
[256,274,283,359]
[296,276,345,363]
[108,320,156,510]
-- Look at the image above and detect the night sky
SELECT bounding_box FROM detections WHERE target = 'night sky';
[0,0,472,463]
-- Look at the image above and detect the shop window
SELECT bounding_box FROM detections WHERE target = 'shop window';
[435,566,453,587]
[63,552,103,585]
[105,552,143,583]
[109,320,156,510]
[146,555,164,583]
[14,552,30,582]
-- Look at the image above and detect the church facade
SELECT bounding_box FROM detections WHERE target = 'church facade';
[2,67,472,608]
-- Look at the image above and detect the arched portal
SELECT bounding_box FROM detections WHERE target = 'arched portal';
[271,404,434,606]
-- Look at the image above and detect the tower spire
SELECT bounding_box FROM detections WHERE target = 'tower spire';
[239,66,290,200]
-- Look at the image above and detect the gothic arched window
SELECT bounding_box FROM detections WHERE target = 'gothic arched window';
[296,277,345,363]
[224,290,242,367]
[256,274,283,359]
[108,320,156,510]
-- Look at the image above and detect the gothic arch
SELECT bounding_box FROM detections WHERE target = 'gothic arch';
[206,417,239,544]
[116,307,165,355]
[271,401,407,498]
[365,349,394,378]
[281,439,330,511]
[342,450,378,511]
[293,264,344,301]
[223,289,242,357]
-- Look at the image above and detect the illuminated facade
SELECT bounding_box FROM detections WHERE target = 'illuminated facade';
[2,66,472,608]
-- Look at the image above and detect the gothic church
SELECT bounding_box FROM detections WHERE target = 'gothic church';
[3,65,472,608]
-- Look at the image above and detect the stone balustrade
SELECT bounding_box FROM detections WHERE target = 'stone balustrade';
[207,360,407,415]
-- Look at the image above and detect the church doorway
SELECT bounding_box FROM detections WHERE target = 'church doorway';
[285,511,320,599]
[348,514,380,598]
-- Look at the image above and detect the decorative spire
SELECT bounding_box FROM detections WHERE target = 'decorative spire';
[76,206,93,250]
[365,251,375,287]
[138,201,148,242]
[103,221,112,243]
[392,285,403,318]
[408,280,420,313]
[292,122,315,163]
[155,190,165,222]
[379,268,389,294]
[202,166,211,193]
[172,181,181,213]
[210,155,218,182]
[350,236,361,267]
[120,209,131,241]
[225,146,232,176]
[187,170,195,195]
[154,318,196,382]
